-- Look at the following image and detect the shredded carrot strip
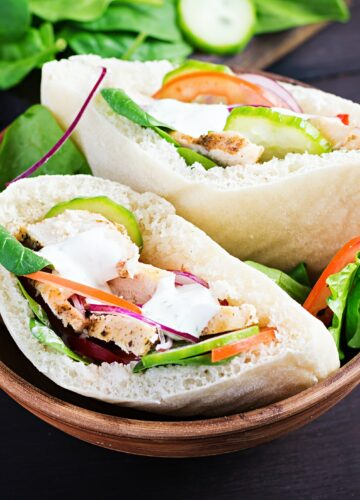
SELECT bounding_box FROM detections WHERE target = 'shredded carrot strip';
[25,271,141,314]
[211,328,276,363]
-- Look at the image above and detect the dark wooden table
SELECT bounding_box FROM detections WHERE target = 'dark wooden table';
[1,3,360,499]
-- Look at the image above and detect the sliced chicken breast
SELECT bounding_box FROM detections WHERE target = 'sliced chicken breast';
[88,314,159,356]
[202,304,258,335]
[171,131,264,166]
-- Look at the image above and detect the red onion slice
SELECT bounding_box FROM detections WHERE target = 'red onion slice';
[71,294,86,315]
[7,66,107,185]
[240,73,302,113]
[87,303,199,343]
[170,270,209,288]
[66,334,136,364]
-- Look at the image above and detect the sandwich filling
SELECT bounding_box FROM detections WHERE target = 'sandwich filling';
[9,197,277,369]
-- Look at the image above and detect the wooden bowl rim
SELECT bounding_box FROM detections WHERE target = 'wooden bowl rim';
[0,70,359,443]
[1,353,359,440]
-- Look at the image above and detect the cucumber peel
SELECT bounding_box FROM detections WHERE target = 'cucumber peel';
[163,59,232,85]
[225,106,332,160]
[45,196,143,248]
[133,325,259,371]
[177,0,255,55]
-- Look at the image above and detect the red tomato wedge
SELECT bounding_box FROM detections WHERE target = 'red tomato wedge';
[25,271,141,314]
[153,71,274,106]
[337,113,350,125]
[303,236,360,316]
[211,328,276,363]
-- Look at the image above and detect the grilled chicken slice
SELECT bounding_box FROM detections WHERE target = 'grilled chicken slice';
[109,263,171,304]
[309,116,360,150]
[33,282,87,332]
[202,304,258,335]
[16,210,129,250]
[88,314,159,356]
[171,130,264,166]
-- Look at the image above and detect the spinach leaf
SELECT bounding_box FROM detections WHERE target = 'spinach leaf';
[29,0,112,22]
[245,261,311,304]
[101,88,170,128]
[177,148,216,170]
[0,24,65,90]
[0,0,30,43]
[17,280,50,326]
[63,29,191,62]
[101,88,216,169]
[255,0,349,34]
[0,225,52,275]
[288,262,311,287]
[326,255,360,357]
[344,268,360,349]
[30,318,88,363]
[0,104,92,190]
[78,1,182,42]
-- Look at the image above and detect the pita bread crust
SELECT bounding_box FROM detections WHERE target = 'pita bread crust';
[0,176,339,416]
[41,56,360,273]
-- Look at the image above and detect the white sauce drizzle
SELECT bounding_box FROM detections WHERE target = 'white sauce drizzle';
[142,274,220,338]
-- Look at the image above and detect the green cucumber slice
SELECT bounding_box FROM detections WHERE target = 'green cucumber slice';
[163,59,232,85]
[177,147,217,170]
[134,325,259,371]
[225,106,332,160]
[45,196,143,248]
[177,0,255,55]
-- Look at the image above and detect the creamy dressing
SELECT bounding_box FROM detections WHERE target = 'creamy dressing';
[38,227,139,291]
[144,99,229,136]
[142,274,220,338]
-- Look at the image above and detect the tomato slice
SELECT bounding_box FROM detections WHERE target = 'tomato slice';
[153,71,274,106]
[25,271,141,314]
[303,236,360,316]
[211,328,276,363]
[337,113,350,126]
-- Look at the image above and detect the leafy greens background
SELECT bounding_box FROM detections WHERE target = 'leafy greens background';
[0,0,350,91]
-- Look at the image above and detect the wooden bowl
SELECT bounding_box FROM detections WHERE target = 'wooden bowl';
[1,322,359,457]
[0,72,359,457]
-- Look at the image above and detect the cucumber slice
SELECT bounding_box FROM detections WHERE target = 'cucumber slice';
[163,59,232,85]
[225,107,332,160]
[45,196,143,248]
[178,0,255,55]
[134,325,259,371]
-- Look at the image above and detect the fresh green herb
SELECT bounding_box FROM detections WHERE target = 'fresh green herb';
[254,0,349,34]
[78,0,181,42]
[245,260,311,304]
[29,0,113,23]
[0,0,30,43]
[345,268,360,349]
[101,88,215,169]
[62,29,191,62]
[30,318,88,363]
[0,225,52,275]
[326,255,360,358]
[0,104,91,190]
[288,262,311,287]
[0,24,66,90]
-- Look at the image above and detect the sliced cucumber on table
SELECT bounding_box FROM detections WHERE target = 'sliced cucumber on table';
[177,0,256,55]
[225,106,332,160]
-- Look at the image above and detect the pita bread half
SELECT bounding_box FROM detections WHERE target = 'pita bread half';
[41,55,360,274]
[0,175,339,416]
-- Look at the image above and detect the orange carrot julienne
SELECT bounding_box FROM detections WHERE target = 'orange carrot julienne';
[25,271,141,314]
[211,328,276,363]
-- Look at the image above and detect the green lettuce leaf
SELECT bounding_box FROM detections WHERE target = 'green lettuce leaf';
[0,104,92,190]
[30,318,88,363]
[288,262,311,287]
[326,254,360,357]
[344,268,360,349]
[255,0,350,34]
[29,0,112,23]
[245,261,310,303]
